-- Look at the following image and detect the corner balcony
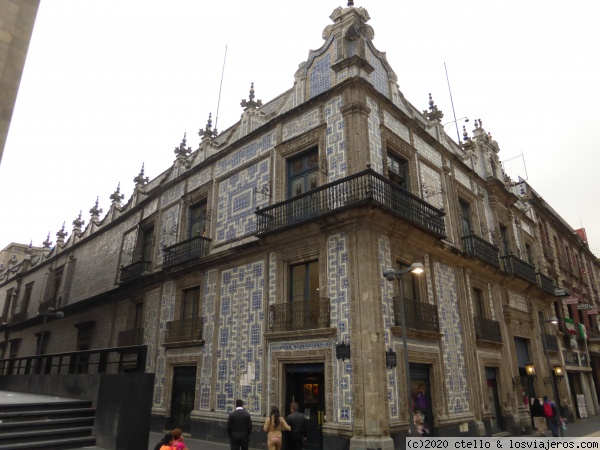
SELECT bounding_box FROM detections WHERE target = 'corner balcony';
[500,254,537,285]
[268,298,330,333]
[165,317,204,346]
[474,316,503,343]
[393,296,439,333]
[461,233,500,268]
[255,169,446,238]
[163,235,211,268]
[117,327,144,347]
[119,260,152,284]
[537,272,556,295]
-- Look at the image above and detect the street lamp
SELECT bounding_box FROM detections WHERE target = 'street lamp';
[383,262,425,436]
[539,316,563,437]
[36,307,65,356]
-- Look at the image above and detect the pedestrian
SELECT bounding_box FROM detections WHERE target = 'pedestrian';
[531,398,547,437]
[263,406,291,450]
[542,395,559,437]
[285,402,308,450]
[156,433,175,450]
[227,399,253,450]
[171,427,189,450]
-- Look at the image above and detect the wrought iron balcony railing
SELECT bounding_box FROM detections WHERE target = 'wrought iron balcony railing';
[393,296,439,333]
[119,260,152,284]
[117,327,144,347]
[255,169,446,238]
[461,234,500,268]
[474,316,503,343]
[268,298,330,333]
[0,345,147,376]
[544,333,559,352]
[537,272,556,295]
[500,255,537,285]
[163,235,211,268]
[165,317,203,344]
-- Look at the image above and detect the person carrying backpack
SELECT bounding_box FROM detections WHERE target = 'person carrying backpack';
[543,396,559,437]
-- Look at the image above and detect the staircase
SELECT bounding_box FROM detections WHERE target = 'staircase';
[0,399,96,449]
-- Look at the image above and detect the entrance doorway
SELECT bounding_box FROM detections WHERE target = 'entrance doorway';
[410,363,433,436]
[168,366,197,432]
[285,363,324,450]
[485,367,504,432]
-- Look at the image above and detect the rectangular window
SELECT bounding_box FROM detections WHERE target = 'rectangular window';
[288,148,319,198]
[525,243,533,264]
[458,199,472,237]
[52,267,64,307]
[472,287,484,317]
[133,302,144,329]
[2,288,13,321]
[188,201,208,238]
[388,153,409,189]
[181,287,200,320]
[398,263,421,302]
[499,226,510,256]
[136,226,154,262]
[290,261,320,302]
[21,282,34,313]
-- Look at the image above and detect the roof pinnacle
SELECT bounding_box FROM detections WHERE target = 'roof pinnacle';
[240,82,262,110]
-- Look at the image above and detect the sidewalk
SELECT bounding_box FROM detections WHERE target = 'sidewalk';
[529,413,600,438]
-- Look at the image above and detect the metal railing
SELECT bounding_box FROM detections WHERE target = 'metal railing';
[500,255,537,284]
[0,345,147,376]
[268,298,330,333]
[163,236,211,268]
[393,297,439,333]
[119,260,152,284]
[255,169,446,237]
[474,316,503,343]
[166,317,203,344]
[537,272,556,295]
[461,234,500,268]
[117,327,144,347]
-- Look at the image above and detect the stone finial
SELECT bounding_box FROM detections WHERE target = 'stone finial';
[463,125,470,142]
[174,133,191,159]
[110,183,125,207]
[474,119,482,128]
[199,113,217,140]
[347,0,354,6]
[423,93,444,122]
[89,197,103,222]
[72,211,85,233]
[134,163,150,188]
[56,222,68,245]
[240,83,263,111]
[42,232,52,249]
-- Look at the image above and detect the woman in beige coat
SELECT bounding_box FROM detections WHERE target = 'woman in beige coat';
[263,406,291,450]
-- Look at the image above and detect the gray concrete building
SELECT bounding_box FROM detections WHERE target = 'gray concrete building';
[0,3,599,449]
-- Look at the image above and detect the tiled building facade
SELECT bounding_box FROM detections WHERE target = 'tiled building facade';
[1,4,599,450]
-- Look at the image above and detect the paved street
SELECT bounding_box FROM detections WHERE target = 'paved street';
[1,391,599,450]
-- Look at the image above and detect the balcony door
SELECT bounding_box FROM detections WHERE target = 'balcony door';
[288,149,319,222]
[290,261,320,329]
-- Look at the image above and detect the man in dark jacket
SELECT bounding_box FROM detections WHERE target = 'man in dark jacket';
[286,402,308,450]
[227,399,252,450]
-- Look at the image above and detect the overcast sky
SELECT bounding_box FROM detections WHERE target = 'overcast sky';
[1,0,599,255]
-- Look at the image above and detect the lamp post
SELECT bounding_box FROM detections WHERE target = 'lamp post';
[539,316,563,437]
[36,307,64,356]
[383,262,425,436]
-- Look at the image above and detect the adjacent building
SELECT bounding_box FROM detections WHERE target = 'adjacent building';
[0,3,598,449]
